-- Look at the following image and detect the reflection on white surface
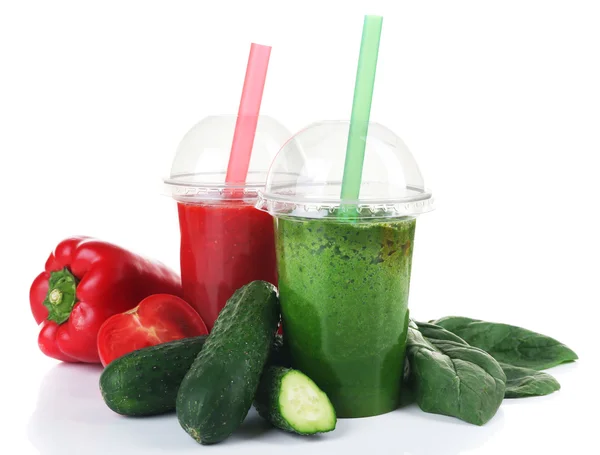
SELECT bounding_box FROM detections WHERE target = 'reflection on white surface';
[26,363,277,454]
[26,362,507,455]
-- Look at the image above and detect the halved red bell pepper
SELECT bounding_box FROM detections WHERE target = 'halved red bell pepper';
[30,237,184,363]
[97,294,208,366]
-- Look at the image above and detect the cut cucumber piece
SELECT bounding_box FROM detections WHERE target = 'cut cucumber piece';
[254,367,336,435]
[270,334,292,367]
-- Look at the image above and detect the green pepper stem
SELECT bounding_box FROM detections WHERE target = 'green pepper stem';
[49,289,62,304]
[43,268,79,324]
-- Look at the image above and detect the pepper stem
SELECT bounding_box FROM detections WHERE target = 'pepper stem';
[43,268,79,324]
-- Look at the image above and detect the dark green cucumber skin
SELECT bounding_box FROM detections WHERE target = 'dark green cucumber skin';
[270,334,292,367]
[99,336,207,417]
[176,281,279,445]
[254,367,297,433]
[252,336,293,429]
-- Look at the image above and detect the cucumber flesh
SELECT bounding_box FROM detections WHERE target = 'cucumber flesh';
[280,370,336,434]
[255,367,336,435]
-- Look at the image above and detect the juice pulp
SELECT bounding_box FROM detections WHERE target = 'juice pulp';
[275,216,416,418]
[178,202,277,330]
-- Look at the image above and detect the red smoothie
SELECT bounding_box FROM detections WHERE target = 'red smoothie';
[177,201,277,330]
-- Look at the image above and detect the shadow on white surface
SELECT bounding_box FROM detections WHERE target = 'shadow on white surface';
[26,363,340,454]
[27,363,504,454]
[26,363,267,453]
[391,404,504,454]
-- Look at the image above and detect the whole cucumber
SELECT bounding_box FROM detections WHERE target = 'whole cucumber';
[176,281,279,445]
[99,336,207,416]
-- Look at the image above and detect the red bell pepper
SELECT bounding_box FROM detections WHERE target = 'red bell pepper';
[97,294,208,366]
[30,237,184,363]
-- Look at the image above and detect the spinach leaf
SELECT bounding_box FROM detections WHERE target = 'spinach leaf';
[417,320,563,399]
[406,323,506,425]
[431,316,578,370]
[500,363,561,398]
[415,321,468,344]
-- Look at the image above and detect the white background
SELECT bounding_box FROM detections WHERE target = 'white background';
[1,1,599,454]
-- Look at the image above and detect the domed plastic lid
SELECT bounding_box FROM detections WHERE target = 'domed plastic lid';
[164,115,292,202]
[258,121,434,219]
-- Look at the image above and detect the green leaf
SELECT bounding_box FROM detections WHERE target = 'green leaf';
[431,317,578,371]
[500,363,561,398]
[406,323,506,426]
[415,321,468,344]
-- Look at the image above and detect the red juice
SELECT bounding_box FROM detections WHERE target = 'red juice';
[177,201,277,330]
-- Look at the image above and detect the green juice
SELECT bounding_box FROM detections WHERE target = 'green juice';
[275,216,416,418]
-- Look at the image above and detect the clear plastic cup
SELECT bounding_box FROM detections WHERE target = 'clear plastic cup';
[164,115,292,330]
[257,120,434,418]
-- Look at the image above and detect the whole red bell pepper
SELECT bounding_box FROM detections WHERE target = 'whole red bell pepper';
[30,237,184,363]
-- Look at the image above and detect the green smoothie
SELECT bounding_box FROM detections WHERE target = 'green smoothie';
[275,216,416,418]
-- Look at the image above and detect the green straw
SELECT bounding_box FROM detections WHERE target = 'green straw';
[340,15,383,201]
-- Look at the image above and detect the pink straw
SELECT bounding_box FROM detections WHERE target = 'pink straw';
[225,43,272,184]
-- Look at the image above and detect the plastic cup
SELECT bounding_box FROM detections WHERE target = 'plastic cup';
[257,121,434,418]
[164,115,292,330]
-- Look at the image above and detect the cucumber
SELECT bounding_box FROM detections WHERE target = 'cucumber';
[99,336,207,416]
[254,367,336,435]
[270,333,292,367]
[176,281,279,445]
